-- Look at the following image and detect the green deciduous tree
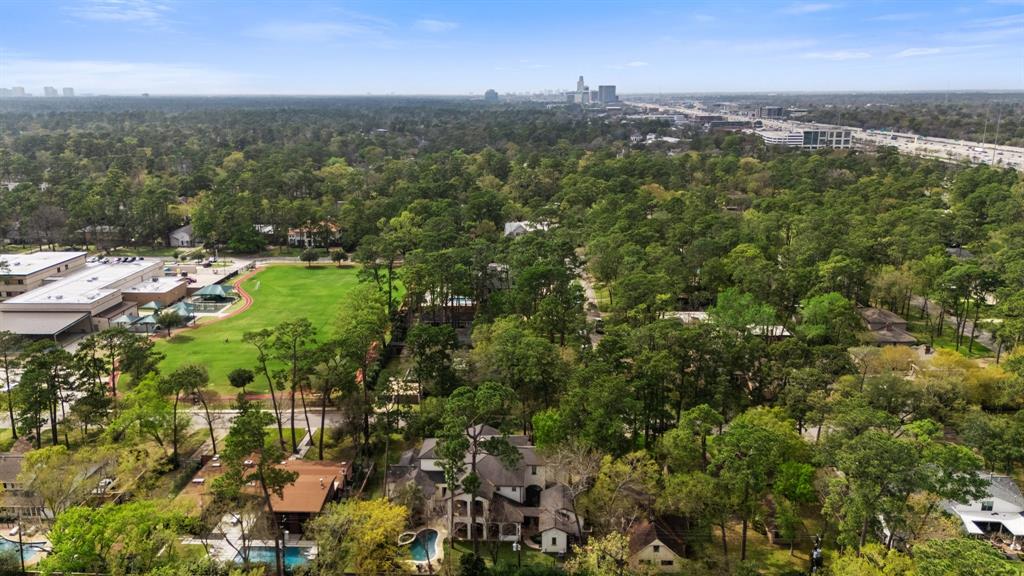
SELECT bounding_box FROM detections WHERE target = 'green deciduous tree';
[43,500,191,576]
[305,498,408,575]
[797,292,860,346]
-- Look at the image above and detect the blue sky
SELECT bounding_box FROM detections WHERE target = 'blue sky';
[1,0,1022,95]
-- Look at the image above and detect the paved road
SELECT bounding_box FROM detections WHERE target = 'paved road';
[574,250,604,346]
[625,101,1024,171]
[909,296,997,351]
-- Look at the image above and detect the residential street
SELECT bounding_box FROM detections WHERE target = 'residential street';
[910,295,997,351]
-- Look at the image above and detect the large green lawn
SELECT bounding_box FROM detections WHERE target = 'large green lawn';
[156,265,363,394]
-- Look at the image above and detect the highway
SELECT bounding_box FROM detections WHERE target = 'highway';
[625,101,1024,171]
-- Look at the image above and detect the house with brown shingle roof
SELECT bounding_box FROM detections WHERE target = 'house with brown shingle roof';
[269,460,352,533]
[859,307,917,346]
[183,457,351,534]
[628,515,689,572]
[0,444,49,521]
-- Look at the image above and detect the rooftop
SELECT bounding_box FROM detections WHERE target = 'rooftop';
[0,251,86,276]
[859,307,908,326]
[2,259,162,306]
[629,515,689,557]
[270,460,351,514]
[122,275,187,294]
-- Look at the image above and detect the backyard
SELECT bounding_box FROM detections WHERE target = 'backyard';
[155,264,363,395]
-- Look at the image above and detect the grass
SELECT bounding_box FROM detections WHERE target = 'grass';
[704,516,826,576]
[155,265,363,394]
[265,426,306,450]
[907,319,993,359]
[447,541,557,570]
[594,285,611,313]
[303,428,347,461]
[106,246,180,257]
[0,429,14,452]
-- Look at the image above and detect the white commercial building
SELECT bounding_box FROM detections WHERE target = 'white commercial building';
[0,256,183,337]
[0,251,88,301]
[755,128,852,150]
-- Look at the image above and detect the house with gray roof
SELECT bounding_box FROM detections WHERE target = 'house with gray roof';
[859,307,917,346]
[943,473,1024,546]
[389,425,582,554]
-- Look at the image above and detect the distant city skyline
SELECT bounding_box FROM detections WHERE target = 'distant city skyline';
[0,0,1022,95]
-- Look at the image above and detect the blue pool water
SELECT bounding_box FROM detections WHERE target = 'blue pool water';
[0,537,42,563]
[236,546,309,569]
[409,529,439,562]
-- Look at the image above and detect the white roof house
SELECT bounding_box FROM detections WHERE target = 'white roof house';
[503,221,550,238]
[944,474,1024,543]
[169,224,196,248]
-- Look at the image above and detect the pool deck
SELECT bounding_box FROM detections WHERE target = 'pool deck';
[181,536,315,564]
[0,531,51,567]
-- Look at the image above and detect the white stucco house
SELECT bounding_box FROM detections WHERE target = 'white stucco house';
[943,474,1024,546]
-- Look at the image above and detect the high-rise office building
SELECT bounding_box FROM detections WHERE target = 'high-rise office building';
[484,89,499,102]
[576,75,585,93]
[12,87,26,97]
[598,85,617,104]
[62,87,75,97]
[44,86,58,97]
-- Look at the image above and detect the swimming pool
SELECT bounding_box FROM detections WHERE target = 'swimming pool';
[235,546,309,570]
[0,537,43,563]
[409,529,439,562]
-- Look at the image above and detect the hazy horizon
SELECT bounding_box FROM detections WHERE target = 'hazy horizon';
[1,0,1023,96]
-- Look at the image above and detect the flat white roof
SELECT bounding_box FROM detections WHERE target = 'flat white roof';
[0,252,86,276]
[755,130,796,138]
[956,509,1024,536]
[123,276,186,294]
[2,259,161,306]
[0,311,89,336]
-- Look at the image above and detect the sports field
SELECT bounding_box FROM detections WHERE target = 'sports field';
[156,265,362,394]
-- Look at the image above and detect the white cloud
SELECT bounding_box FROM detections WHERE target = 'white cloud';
[802,50,871,60]
[781,3,836,15]
[2,58,256,95]
[414,19,458,33]
[967,12,1024,27]
[893,47,944,58]
[246,21,380,41]
[66,0,170,24]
